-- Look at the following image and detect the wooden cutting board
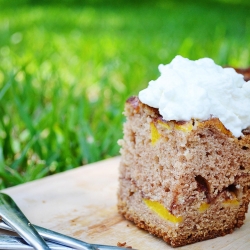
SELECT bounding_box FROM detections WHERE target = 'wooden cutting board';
[2,157,250,249]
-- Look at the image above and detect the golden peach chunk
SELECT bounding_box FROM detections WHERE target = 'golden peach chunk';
[143,199,183,224]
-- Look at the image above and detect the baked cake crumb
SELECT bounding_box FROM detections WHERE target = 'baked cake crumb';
[117,241,133,248]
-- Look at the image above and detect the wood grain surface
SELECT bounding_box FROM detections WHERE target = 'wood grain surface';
[2,157,250,250]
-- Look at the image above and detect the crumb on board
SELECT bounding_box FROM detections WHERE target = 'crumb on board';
[117,241,133,248]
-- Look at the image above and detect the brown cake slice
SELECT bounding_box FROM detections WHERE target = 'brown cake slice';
[117,96,250,247]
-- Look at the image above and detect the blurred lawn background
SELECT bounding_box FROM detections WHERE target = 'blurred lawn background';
[0,0,249,188]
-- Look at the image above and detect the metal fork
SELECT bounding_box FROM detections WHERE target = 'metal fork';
[0,221,135,250]
[0,193,136,250]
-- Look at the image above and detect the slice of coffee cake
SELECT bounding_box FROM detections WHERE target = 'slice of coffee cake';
[118,56,250,247]
[118,97,250,247]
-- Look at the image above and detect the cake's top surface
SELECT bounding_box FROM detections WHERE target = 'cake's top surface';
[139,55,250,137]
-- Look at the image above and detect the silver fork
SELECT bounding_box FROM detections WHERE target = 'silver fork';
[0,192,136,250]
[0,221,135,250]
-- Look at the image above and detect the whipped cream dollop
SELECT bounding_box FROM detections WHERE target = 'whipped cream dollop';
[139,55,250,137]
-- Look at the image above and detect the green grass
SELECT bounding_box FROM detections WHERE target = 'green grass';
[0,0,249,188]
